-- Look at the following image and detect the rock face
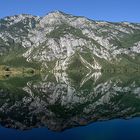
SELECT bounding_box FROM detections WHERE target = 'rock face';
[0,14,40,53]
[0,11,140,71]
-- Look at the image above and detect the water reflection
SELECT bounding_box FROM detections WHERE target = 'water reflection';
[0,71,140,131]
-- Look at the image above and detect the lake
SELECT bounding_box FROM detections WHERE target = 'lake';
[0,71,140,140]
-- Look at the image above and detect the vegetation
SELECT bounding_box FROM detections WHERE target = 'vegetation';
[120,31,140,48]
[0,65,38,80]
[46,24,88,39]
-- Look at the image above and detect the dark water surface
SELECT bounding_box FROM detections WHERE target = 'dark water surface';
[0,71,140,140]
[1,118,140,140]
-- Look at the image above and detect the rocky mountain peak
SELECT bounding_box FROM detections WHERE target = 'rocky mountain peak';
[40,11,70,26]
[1,14,39,26]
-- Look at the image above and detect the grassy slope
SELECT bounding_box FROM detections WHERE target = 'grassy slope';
[0,47,41,69]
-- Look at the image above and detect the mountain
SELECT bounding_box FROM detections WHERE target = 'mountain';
[1,11,140,131]
[0,11,140,72]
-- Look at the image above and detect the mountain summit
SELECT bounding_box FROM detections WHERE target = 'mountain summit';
[0,11,140,72]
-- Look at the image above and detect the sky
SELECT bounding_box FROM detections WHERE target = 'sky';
[0,0,140,22]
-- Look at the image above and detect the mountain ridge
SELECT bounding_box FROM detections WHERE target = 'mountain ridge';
[1,11,140,24]
[0,11,140,72]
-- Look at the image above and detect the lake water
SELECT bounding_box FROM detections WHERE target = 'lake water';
[0,71,140,140]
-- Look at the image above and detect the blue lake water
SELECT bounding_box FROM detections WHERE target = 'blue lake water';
[0,118,140,140]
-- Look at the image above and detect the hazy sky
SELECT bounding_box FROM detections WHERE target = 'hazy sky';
[0,0,140,22]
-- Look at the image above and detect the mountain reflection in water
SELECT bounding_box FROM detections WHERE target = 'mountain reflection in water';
[0,71,140,131]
